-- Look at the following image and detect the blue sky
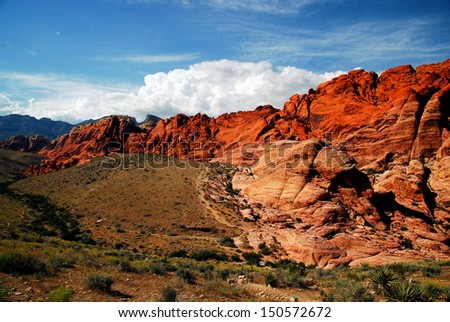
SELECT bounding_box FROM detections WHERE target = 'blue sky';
[0,0,449,123]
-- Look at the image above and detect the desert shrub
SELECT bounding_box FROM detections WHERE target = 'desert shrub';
[442,287,450,302]
[242,252,261,266]
[265,273,279,288]
[281,271,310,289]
[84,274,114,292]
[231,254,242,262]
[48,255,76,272]
[272,259,307,276]
[216,269,231,280]
[119,260,135,273]
[160,286,177,302]
[0,281,9,301]
[322,279,375,302]
[0,251,46,275]
[118,259,149,274]
[176,268,196,284]
[345,270,367,281]
[387,281,424,302]
[150,262,170,276]
[105,256,121,266]
[421,283,444,301]
[197,264,215,274]
[370,267,396,295]
[169,250,187,258]
[420,265,441,277]
[202,270,215,281]
[258,243,272,255]
[386,262,419,276]
[313,268,336,280]
[191,249,227,262]
[49,287,74,302]
[191,249,217,261]
[220,237,236,248]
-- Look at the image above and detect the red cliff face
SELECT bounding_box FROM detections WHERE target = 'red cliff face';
[30,116,142,174]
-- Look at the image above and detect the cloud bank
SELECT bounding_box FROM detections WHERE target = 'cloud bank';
[0,60,343,123]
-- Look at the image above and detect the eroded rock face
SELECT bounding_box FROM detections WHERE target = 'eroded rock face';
[232,140,449,267]
[30,116,142,174]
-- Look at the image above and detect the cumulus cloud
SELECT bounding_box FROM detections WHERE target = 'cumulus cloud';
[0,60,343,123]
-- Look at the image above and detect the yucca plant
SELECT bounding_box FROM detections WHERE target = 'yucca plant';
[370,267,396,295]
[387,281,424,302]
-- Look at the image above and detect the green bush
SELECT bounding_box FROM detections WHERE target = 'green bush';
[150,261,175,276]
[191,249,227,261]
[119,260,136,273]
[281,271,310,289]
[220,237,237,248]
[48,255,76,272]
[49,287,74,302]
[84,274,114,292]
[216,269,231,280]
[258,243,272,256]
[265,273,279,288]
[160,286,177,302]
[0,251,46,275]
[242,252,261,266]
[176,268,196,284]
[169,250,188,258]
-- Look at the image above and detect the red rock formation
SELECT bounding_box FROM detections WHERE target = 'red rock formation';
[30,116,142,174]
[32,59,450,173]
[26,60,450,266]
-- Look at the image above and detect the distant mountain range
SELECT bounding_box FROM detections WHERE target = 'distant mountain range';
[0,114,74,140]
[0,114,162,141]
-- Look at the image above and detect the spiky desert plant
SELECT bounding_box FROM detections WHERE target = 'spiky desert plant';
[387,280,424,302]
[370,267,396,295]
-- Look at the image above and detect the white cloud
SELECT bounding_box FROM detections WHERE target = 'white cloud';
[0,60,343,123]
